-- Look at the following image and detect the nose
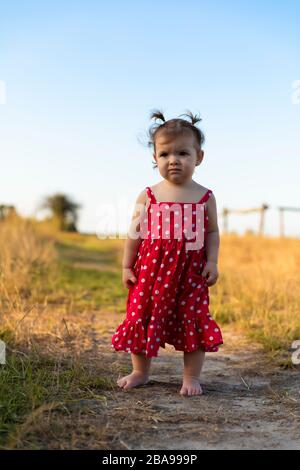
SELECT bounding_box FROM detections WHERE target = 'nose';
[169,155,180,165]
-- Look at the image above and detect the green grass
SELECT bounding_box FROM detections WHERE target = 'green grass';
[42,240,127,312]
[0,342,113,448]
[48,261,125,312]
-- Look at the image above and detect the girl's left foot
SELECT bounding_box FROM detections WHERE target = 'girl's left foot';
[180,376,203,396]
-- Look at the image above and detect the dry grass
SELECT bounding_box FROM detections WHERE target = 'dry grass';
[215,234,300,353]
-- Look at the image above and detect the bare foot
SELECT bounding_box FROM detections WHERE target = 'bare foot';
[117,370,149,390]
[179,376,203,396]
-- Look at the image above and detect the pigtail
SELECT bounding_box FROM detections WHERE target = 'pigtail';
[178,110,202,126]
[149,109,166,123]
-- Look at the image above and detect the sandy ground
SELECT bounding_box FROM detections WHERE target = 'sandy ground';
[90,311,300,451]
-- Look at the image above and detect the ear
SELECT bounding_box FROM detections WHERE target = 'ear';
[196,150,204,166]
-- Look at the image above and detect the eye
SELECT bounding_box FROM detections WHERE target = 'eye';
[160,153,167,157]
[180,151,188,155]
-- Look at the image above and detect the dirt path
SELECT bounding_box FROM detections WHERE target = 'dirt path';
[86,311,300,450]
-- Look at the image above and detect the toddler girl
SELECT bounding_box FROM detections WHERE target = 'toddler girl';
[111,109,223,396]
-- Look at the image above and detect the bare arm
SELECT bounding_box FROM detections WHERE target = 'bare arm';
[205,193,220,264]
[122,188,147,269]
[201,193,220,286]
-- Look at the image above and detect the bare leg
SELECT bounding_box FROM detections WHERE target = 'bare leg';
[117,352,152,390]
[180,348,205,396]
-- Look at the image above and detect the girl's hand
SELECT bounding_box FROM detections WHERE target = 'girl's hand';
[122,267,137,289]
[201,261,219,287]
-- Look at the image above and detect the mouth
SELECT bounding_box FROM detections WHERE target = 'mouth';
[169,169,181,173]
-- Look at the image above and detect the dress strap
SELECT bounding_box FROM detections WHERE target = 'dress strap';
[146,186,157,204]
[197,189,213,204]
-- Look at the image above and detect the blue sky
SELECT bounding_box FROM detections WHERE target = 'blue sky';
[0,0,299,236]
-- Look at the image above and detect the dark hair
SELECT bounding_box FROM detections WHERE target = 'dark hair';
[146,109,205,170]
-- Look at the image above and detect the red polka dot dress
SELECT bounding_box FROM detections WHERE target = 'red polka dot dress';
[111,186,224,357]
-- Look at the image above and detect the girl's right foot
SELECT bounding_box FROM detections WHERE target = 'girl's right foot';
[117,370,149,390]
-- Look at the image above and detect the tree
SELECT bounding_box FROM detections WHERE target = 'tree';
[40,193,81,232]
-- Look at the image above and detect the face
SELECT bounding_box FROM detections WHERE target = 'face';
[153,131,204,183]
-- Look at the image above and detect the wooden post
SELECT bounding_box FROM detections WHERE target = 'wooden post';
[259,204,269,236]
[279,208,284,238]
[278,206,300,238]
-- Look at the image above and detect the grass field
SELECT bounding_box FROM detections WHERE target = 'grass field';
[0,214,299,449]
